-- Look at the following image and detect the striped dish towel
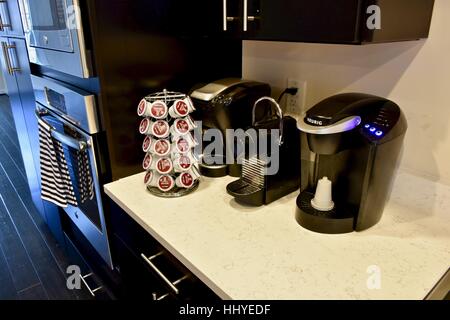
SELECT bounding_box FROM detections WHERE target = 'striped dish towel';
[38,118,78,208]
[74,148,94,203]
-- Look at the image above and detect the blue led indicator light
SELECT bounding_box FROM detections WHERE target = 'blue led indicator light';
[364,124,370,129]
[376,131,383,137]
[369,127,376,132]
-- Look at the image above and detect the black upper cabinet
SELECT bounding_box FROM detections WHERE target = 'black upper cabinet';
[220,0,435,44]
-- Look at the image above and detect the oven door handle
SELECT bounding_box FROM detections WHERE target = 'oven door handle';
[35,107,89,152]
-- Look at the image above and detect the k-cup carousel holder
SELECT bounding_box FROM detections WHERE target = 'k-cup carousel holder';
[138,89,200,198]
[147,180,200,198]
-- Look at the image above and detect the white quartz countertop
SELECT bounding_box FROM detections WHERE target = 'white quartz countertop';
[104,171,450,300]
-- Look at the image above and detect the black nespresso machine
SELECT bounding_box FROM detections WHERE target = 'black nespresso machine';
[190,79,271,177]
[226,97,301,206]
[295,93,407,234]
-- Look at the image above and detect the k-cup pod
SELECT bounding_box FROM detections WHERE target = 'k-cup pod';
[151,139,171,157]
[171,117,197,135]
[155,157,173,175]
[142,136,153,153]
[169,99,190,118]
[137,99,151,117]
[172,132,198,148]
[173,137,192,153]
[157,175,175,192]
[144,170,160,187]
[172,149,198,164]
[139,118,153,135]
[142,153,155,171]
[175,171,195,189]
[173,154,192,172]
[181,132,198,147]
[185,96,196,112]
[151,120,170,138]
[149,100,168,119]
[185,115,197,128]
[189,166,201,180]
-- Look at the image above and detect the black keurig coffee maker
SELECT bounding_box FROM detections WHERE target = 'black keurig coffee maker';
[296,93,407,234]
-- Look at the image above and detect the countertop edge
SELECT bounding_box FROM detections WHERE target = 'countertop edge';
[104,186,233,300]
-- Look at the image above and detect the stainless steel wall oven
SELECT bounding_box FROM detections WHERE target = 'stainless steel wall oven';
[32,74,112,267]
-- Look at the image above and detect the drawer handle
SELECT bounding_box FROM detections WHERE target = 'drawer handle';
[79,273,103,297]
[152,292,170,301]
[141,252,189,295]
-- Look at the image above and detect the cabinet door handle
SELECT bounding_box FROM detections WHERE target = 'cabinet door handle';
[223,0,239,31]
[0,0,11,31]
[243,0,257,32]
[1,41,20,75]
[79,273,103,297]
[141,252,189,295]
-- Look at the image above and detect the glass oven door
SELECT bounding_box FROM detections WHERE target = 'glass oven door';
[35,103,112,268]
[20,0,73,52]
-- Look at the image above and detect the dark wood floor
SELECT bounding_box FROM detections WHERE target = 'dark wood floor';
[0,94,91,300]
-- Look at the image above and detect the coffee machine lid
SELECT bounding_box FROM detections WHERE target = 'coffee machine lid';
[298,93,391,135]
[298,115,361,135]
[190,78,254,102]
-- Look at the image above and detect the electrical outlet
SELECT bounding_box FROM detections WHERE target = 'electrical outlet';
[286,78,307,117]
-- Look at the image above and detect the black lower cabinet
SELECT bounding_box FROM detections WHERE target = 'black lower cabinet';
[109,201,220,301]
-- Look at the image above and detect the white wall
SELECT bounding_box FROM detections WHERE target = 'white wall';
[243,0,450,185]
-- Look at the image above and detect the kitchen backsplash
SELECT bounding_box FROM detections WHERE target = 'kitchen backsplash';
[243,0,450,185]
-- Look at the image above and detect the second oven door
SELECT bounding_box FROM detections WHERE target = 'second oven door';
[36,103,113,268]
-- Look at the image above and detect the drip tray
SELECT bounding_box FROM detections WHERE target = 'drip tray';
[226,179,265,206]
[295,191,356,234]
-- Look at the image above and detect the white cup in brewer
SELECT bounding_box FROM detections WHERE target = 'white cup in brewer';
[311,177,335,211]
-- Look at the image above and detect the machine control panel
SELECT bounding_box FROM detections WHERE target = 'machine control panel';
[360,103,401,142]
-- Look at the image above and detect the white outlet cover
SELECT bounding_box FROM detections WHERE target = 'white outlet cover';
[286,78,307,117]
